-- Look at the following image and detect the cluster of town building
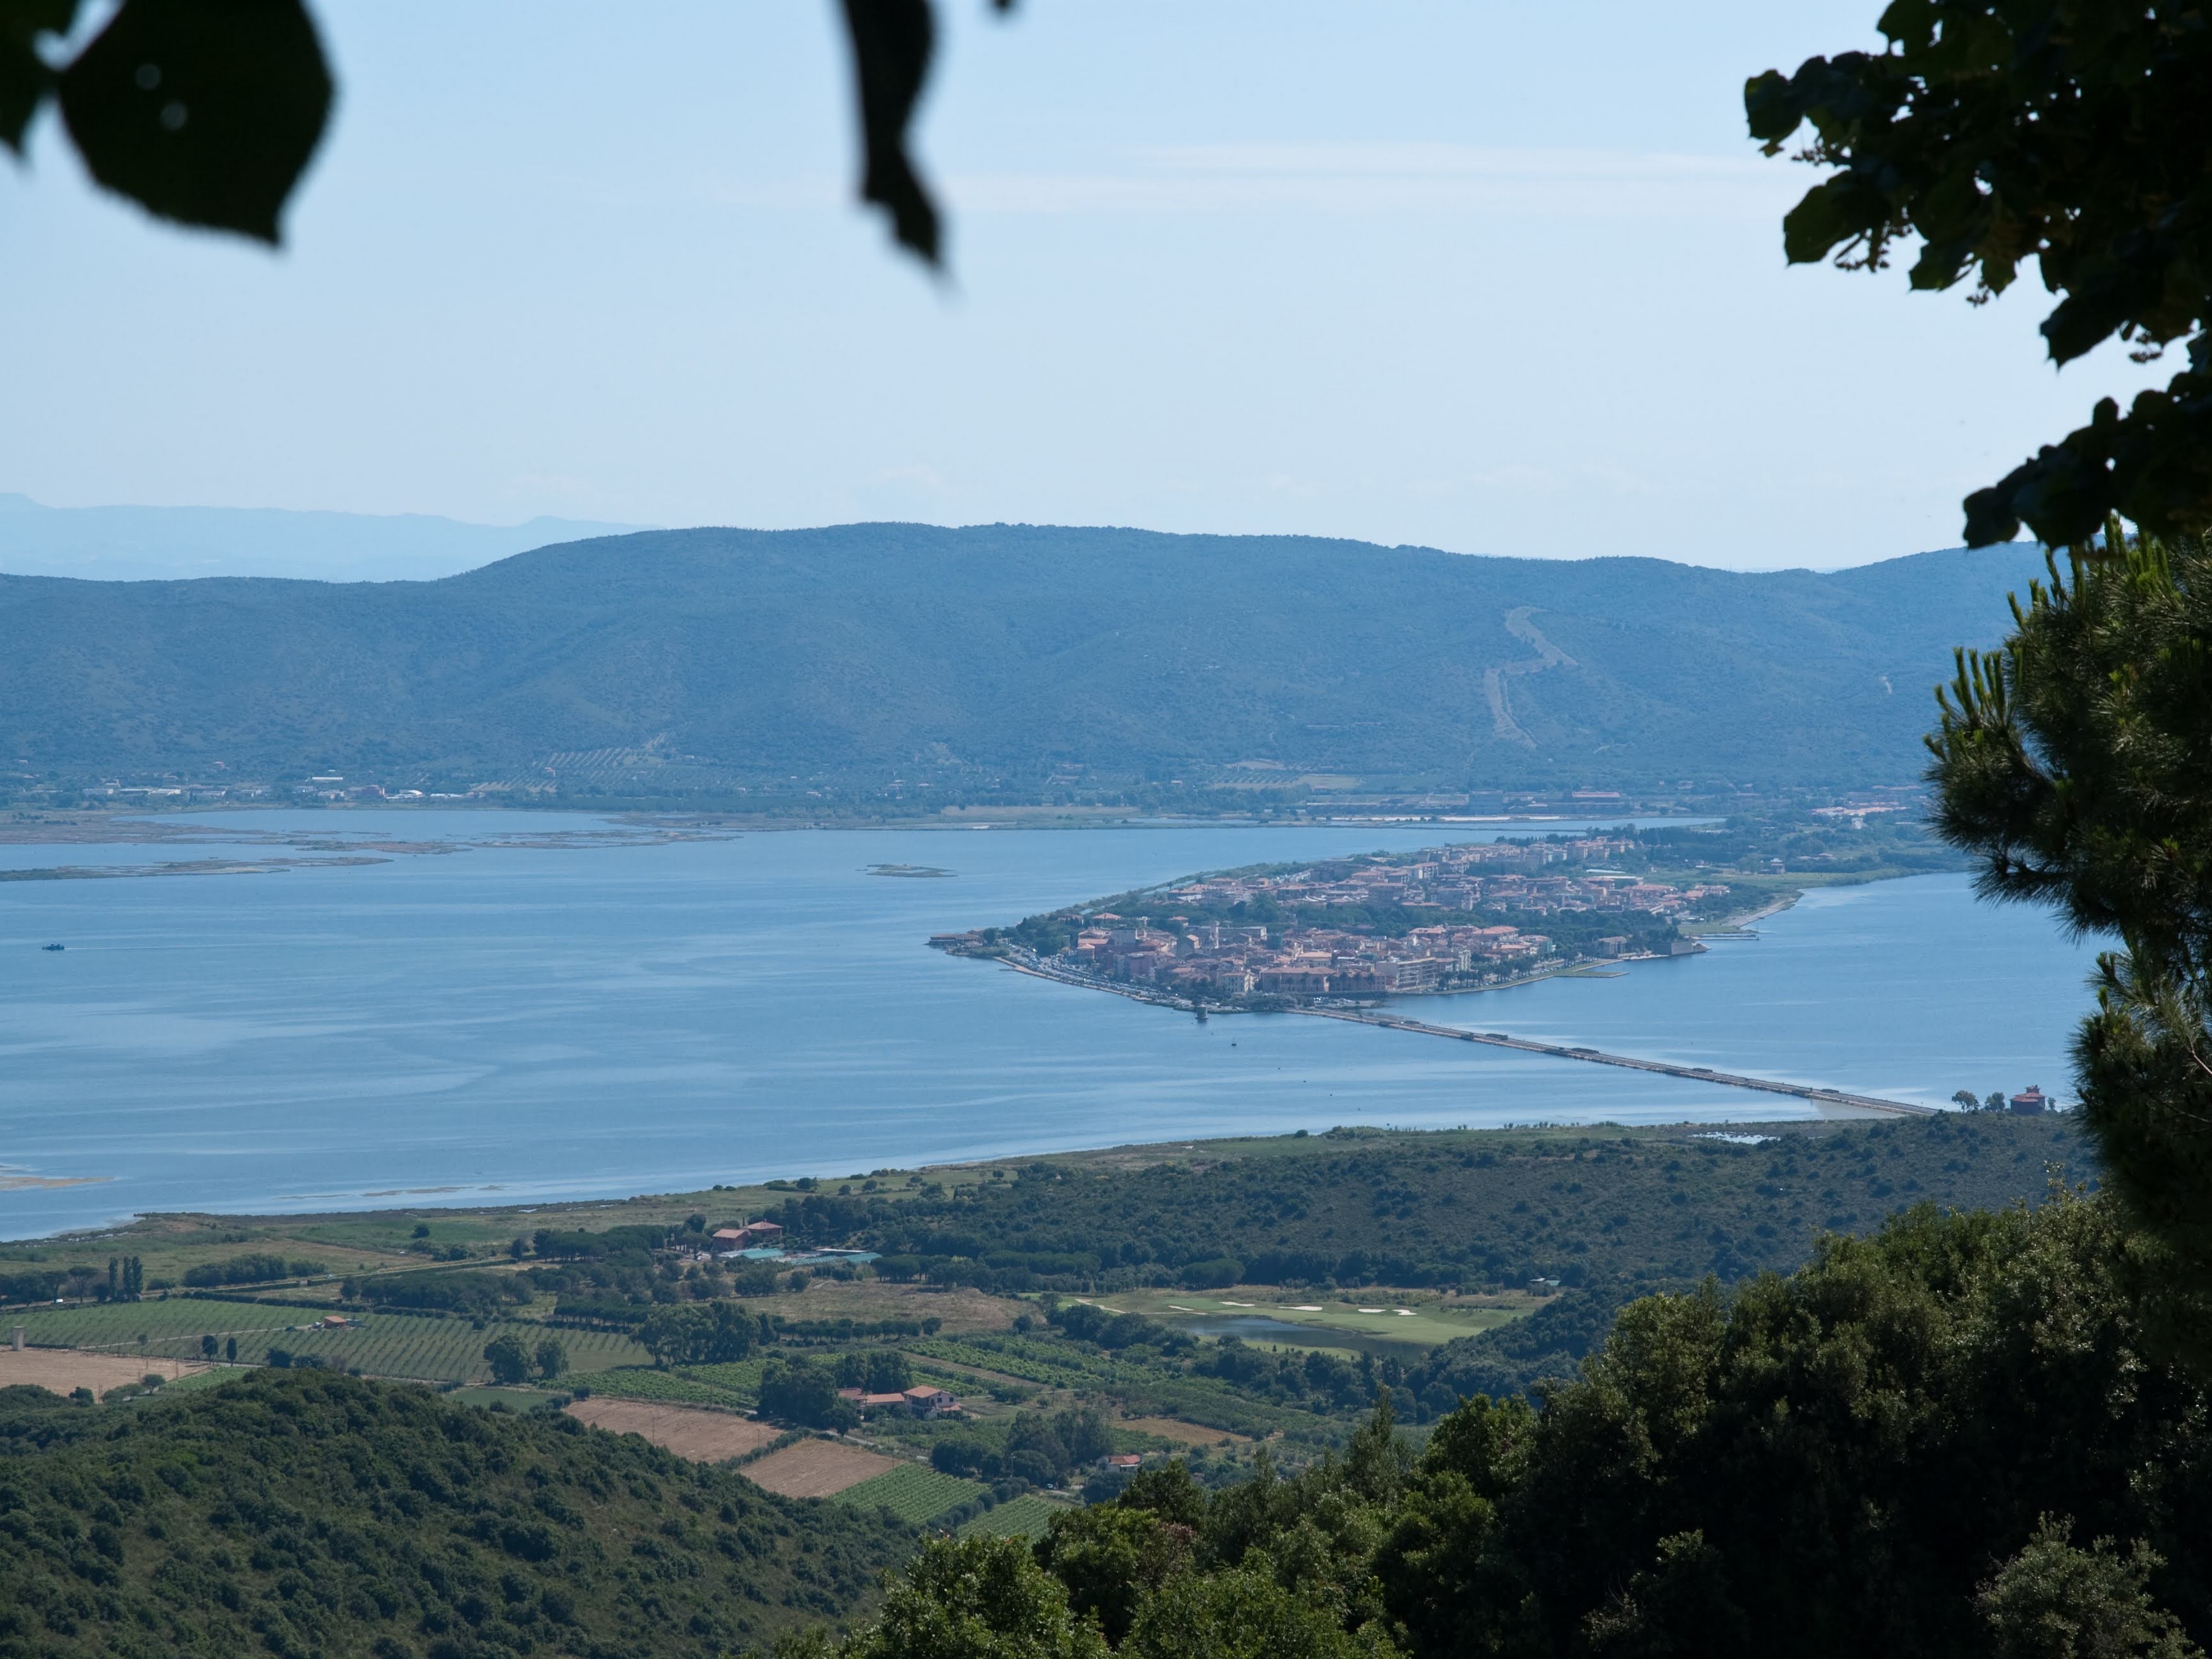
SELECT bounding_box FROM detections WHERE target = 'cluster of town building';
[1008,840,1729,1000]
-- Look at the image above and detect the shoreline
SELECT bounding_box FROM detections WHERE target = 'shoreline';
[1695,890,1802,934]
[5,1113,1938,1250]
[0,799,1737,838]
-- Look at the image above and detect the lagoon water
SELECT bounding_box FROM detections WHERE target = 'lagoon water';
[0,812,2100,1236]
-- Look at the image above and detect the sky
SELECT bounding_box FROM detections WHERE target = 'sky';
[0,2,2162,572]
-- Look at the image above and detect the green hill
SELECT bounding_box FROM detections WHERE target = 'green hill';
[0,523,2052,794]
[0,1371,910,1658]
[862,1114,2091,1301]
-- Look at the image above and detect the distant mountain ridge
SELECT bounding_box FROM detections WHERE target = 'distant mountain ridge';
[0,522,2053,793]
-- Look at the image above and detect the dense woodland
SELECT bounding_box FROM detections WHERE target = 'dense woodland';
[0,1372,910,1658]
[809,1188,2211,1658]
[837,1117,2085,1298]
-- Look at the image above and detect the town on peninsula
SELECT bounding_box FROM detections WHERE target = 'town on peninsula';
[931,810,1960,1012]
[934,833,1748,1008]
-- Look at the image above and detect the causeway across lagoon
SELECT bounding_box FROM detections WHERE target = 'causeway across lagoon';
[1002,957,1934,1118]
[1291,1006,1934,1116]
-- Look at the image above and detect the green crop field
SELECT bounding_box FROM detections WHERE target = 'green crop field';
[957,1496,1067,1542]
[909,1334,1322,1440]
[910,1337,1106,1392]
[835,1464,986,1527]
[1104,1290,1522,1349]
[153,1368,246,1395]
[674,1359,767,1401]
[7,1300,648,1384]
[6,1297,301,1350]
[567,1367,752,1409]
[246,1321,645,1383]
[447,1386,567,1412]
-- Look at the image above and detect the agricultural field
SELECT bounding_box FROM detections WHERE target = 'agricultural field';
[565,1397,782,1462]
[673,1358,768,1400]
[0,1347,206,1397]
[834,1463,987,1526]
[568,1366,752,1409]
[278,1212,540,1255]
[1101,1289,1526,1350]
[5,1297,307,1351]
[7,1299,648,1384]
[774,1278,1019,1336]
[0,1227,400,1301]
[908,1334,1326,1440]
[233,1320,646,1383]
[151,1367,241,1395]
[1122,1416,1248,1448]
[957,1495,1069,1542]
[742,1438,904,1498]
[910,1336,1108,1393]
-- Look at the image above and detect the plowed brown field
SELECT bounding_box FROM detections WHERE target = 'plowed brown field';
[1123,1416,1249,1446]
[740,1438,904,1498]
[563,1397,783,1462]
[0,1349,206,1396]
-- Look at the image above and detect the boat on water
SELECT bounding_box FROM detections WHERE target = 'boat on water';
[41,943,63,951]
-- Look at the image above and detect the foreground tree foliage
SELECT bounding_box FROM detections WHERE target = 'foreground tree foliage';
[811,1191,2208,1658]
[1976,1517,2199,1659]
[1927,524,2212,1337]
[0,0,332,243]
[0,0,973,264]
[1748,3,2212,546]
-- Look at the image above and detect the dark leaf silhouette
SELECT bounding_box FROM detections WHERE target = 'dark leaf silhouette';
[837,0,940,266]
[1750,4,2212,545]
[0,0,76,152]
[56,0,332,244]
[20,0,994,271]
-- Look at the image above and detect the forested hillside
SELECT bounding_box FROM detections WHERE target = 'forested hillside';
[803,1116,2090,1297]
[0,1371,909,1657]
[0,524,2048,794]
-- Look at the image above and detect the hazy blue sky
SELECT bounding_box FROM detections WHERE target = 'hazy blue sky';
[0,2,2157,570]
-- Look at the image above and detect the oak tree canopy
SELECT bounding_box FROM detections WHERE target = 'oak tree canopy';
[1749,1,2212,546]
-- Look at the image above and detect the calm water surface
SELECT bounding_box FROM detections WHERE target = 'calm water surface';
[0,812,2100,1235]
